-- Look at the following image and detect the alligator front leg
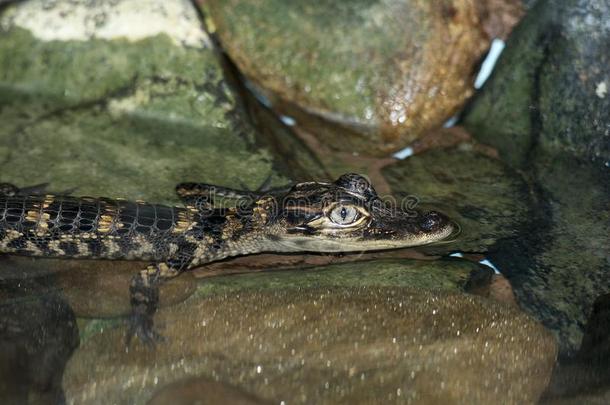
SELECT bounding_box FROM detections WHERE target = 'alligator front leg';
[127,263,179,345]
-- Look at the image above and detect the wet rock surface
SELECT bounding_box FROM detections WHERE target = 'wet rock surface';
[202,0,522,156]
[63,286,556,405]
[463,0,610,167]
[221,52,331,182]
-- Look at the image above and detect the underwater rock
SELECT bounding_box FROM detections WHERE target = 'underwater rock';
[463,266,518,307]
[0,0,292,202]
[0,289,79,405]
[201,0,522,156]
[542,389,610,405]
[383,145,531,254]
[53,259,197,318]
[191,249,436,278]
[463,0,610,167]
[194,256,511,306]
[63,286,556,404]
[194,257,479,294]
[0,255,61,280]
[148,377,268,405]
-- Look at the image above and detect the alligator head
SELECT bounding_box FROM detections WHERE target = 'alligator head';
[264,173,458,253]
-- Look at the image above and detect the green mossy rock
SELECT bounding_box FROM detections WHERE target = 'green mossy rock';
[463,0,610,167]
[0,11,286,201]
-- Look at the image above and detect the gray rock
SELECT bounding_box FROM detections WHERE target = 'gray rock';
[463,0,610,167]
[461,0,610,356]
[490,152,610,355]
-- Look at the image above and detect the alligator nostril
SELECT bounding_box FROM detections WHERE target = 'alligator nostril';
[421,211,443,231]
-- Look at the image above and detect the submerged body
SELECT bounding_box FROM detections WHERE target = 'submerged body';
[0,174,456,343]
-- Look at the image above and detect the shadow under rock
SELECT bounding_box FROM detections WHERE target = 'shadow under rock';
[541,293,610,404]
[0,276,79,405]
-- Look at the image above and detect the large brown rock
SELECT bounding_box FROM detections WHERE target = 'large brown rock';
[63,287,556,404]
[201,0,522,156]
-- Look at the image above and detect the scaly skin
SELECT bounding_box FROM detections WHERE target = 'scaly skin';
[0,174,457,344]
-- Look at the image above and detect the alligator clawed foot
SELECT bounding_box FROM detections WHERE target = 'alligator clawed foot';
[125,313,165,347]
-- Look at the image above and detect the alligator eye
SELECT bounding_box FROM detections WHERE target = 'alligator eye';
[420,211,444,231]
[329,205,359,225]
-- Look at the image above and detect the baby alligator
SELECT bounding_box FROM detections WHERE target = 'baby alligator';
[0,174,456,343]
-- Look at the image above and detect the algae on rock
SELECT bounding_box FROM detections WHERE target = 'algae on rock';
[0,22,286,202]
[195,257,478,297]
